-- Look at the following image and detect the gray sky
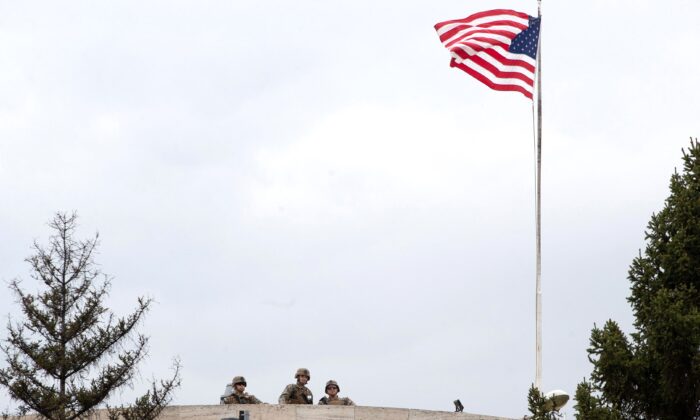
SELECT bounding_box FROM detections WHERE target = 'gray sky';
[1,0,699,418]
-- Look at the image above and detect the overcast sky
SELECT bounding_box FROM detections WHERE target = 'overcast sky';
[1,0,699,418]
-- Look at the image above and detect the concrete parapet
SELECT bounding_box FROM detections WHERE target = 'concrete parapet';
[9,405,516,420]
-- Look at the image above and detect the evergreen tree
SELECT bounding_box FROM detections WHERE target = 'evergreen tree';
[526,385,561,420]
[106,362,181,420]
[0,213,180,420]
[576,138,700,419]
[573,379,621,420]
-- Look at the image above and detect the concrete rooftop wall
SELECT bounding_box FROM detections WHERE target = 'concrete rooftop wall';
[11,405,517,420]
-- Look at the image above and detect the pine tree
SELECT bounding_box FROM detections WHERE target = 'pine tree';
[0,213,180,420]
[576,138,700,419]
[573,379,621,420]
[106,362,181,420]
[525,385,561,420]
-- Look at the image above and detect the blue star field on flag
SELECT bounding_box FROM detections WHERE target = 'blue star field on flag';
[509,16,541,59]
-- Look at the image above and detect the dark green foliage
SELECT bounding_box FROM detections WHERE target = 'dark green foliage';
[0,213,179,420]
[526,385,560,420]
[586,321,642,417]
[573,379,620,420]
[577,138,700,419]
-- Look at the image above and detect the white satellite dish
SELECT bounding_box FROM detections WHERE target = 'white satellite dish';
[544,390,570,411]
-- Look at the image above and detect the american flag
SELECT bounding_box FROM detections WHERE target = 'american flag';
[435,9,541,99]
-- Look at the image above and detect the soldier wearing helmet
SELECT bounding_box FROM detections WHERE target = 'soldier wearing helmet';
[223,376,263,404]
[318,380,355,406]
[278,368,313,404]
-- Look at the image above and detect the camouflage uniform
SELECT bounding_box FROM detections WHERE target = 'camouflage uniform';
[223,391,262,404]
[279,368,313,404]
[223,375,263,404]
[318,380,354,406]
[318,396,355,406]
[278,383,313,404]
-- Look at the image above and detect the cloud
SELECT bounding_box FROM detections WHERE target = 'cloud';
[244,102,535,227]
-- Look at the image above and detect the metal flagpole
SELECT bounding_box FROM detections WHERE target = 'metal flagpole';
[535,0,543,391]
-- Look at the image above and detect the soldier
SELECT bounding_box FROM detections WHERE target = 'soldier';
[223,376,263,404]
[318,380,355,406]
[278,368,313,404]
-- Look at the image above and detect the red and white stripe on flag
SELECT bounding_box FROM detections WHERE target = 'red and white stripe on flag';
[435,9,540,99]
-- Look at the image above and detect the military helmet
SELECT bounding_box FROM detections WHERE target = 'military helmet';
[325,379,340,393]
[295,368,311,380]
[232,376,247,386]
